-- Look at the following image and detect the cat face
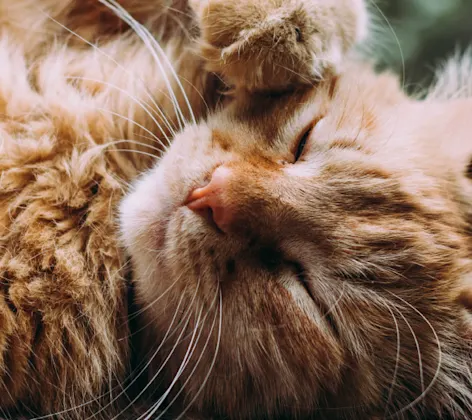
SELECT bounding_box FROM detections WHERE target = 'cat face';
[120,64,472,418]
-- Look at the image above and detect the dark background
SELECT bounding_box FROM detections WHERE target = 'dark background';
[373,0,472,91]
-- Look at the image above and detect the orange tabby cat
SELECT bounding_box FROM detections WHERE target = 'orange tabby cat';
[120,3,472,420]
[0,0,367,417]
[121,62,472,419]
[0,0,470,419]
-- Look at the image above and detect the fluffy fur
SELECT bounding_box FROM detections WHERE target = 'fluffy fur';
[0,0,470,419]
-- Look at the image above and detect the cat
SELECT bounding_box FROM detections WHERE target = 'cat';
[0,0,470,419]
[121,65,472,419]
[0,0,368,418]
[119,3,472,420]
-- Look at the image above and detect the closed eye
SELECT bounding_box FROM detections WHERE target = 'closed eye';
[294,127,312,162]
[294,117,324,162]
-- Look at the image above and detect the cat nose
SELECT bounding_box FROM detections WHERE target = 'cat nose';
[185,166,234,232]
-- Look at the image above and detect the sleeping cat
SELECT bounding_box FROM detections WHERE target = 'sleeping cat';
[0,0,470,418]
[0,0,368,417]
[119,2,472,420]
[121,66,472,419]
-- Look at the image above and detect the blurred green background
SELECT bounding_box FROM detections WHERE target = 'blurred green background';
[373,0,472,91]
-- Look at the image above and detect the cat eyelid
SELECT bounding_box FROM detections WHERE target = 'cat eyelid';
[294,126,312,162]
[293,117,322,162]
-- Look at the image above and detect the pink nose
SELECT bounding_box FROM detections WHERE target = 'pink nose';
[185,166,234,232]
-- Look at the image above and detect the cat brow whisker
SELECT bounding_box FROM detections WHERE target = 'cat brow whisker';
[386,291,443,418]
[165,12,195,41]
[177,75,213,116]
[104,138,166,155]
[322,280,347,321]
[76,139,163,163]
[98,0,196,129]
[166,6,196,21]
[105,149,161,160]
[41,11,179,137]
[274,63,318,85]
[368,0,406,90]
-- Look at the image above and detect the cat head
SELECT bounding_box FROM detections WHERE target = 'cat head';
[120,63,472,418]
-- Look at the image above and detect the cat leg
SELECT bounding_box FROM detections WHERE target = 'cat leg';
[190,0,368,92]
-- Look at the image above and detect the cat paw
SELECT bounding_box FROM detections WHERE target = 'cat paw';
[190,0,367,92]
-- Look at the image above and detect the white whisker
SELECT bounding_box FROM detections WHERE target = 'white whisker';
[41,11,178,137]
[105,149,160,160]
[141,302,208,419]
[386,291,443,418]
[173,290,222,420]
[155,287,221,419]
[383,301,401,418]
[107,274,205,420]
[394,306,425,395]
[99,0,196,129]
[87,292,188,419]
[97,108,171,149]
[368,1,405,90]
[66,76,172,144]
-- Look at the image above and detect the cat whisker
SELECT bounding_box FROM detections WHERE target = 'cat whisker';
[132,305,206,420]
[41,11,179,137]
[126,270,182,323]
[106,138,166,155]
[160,288,223,420]
[97,108,171,150]
[88,292,191,420]
[98,0,196,129]
[143,301,210,419]
[393,305,425,395]
[322,279,346,321]
[165,12,195,42]
[383,301,402,418]
[65,76,174,144]
[105,275,205,420]
[166,6,197,21]
[75,139,163,166]
[274,63,318,85]
[105,149,161,161]
[386,291,443,418]
[368,0,406,90]
[31,273,189,419]
[177,75,213,117]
